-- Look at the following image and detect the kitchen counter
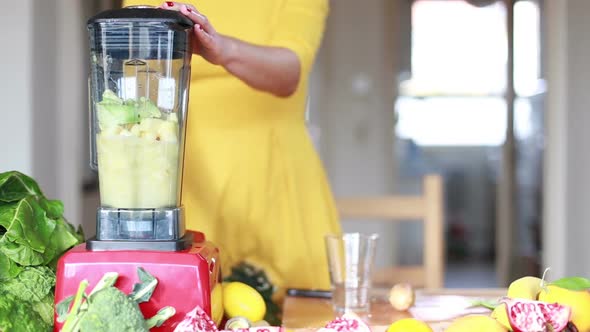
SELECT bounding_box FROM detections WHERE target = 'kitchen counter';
[282,288,507,331]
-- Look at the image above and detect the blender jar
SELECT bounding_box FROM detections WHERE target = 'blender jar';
[87,6,192,240]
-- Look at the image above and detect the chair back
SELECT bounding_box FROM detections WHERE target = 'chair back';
[335,175,445,289]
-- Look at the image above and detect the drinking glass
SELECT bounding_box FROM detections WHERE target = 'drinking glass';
[325,233,379,315]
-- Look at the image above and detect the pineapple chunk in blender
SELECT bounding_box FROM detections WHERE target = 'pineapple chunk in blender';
[96,90,180,208]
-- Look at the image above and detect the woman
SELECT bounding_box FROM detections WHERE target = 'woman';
[122,0,340,293]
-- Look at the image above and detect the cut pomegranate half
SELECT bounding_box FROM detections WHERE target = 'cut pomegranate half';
[501,297,572,332]
[173,306,219,332]
[324,313,372,332]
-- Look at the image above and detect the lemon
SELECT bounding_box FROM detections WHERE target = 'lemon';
[445,315,507,332]
[222,281,266,322]
[210,283,224,326]
[507,276,543,299]
[538,285,590,332]
[490,304,511,331]
[387,318,432,332]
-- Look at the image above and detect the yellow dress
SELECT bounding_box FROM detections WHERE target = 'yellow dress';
[122,0,340,292]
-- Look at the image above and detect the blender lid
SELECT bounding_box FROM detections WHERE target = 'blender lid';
[87,6,193,27]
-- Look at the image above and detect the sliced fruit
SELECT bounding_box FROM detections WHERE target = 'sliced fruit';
[490,304,512,331]
[158,120,178,143]
[324,313,371,332]
[139,118,165,134]
[173,306,218,332]
[501,297,571,332]
[538,285,590,332]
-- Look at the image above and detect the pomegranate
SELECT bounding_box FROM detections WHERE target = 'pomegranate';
[218,328,285,332]
[324,313,372,332]
[501,298,572,332]
[173,306,219,332]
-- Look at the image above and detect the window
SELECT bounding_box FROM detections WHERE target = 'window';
[396,0,541,146]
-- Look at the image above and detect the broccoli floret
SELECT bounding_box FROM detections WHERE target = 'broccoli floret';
[79,287,148,332]
[59,269,175,332]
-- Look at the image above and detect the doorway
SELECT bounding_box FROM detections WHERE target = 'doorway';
[393,0,544,287]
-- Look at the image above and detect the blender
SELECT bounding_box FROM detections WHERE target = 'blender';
[54,6,220,331]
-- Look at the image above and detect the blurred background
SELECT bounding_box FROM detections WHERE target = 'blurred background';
[1,0,587,288]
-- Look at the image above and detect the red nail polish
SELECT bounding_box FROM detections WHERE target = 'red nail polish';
[166,2,174,6]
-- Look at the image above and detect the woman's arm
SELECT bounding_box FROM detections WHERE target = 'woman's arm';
[221,36,301,98]
[164,2,300,98]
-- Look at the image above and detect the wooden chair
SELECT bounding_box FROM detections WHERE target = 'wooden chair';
[335,175,445,289]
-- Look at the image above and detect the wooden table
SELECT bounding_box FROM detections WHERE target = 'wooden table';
[282,288,506,332]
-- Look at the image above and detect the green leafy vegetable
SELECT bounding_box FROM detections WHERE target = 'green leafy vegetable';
[0,266,55,303]
[8,197,56,252]
[61,280,89,332]
[0,171,83,267]
[136,96,161,120]
[145,306,176,328]
[38,198,64,219]
[89,272,119,296]
[33,294,57,326]
[0,267,56,328]
[0,170,84,331]
[0,171,43,202]
[0,239,45,266]
[97,102,139,128]
[470,299,499,310]
[129,267,158,303]
[550,277,590,291]
[0,251,22,280]
[102,89,123,104]
[0,293,51,332]
[56,295,74,323]
[96,90,162,129]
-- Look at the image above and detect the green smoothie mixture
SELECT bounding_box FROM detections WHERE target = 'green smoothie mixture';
[96,90,180,208]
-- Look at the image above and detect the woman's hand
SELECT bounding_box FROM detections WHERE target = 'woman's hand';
[161,2,231,65]
[160,1,301,97]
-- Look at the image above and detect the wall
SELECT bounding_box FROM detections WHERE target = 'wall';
[0,0,89,229]
[544,0,590,277]
[0,1,34,176]
[309,0,403,269]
